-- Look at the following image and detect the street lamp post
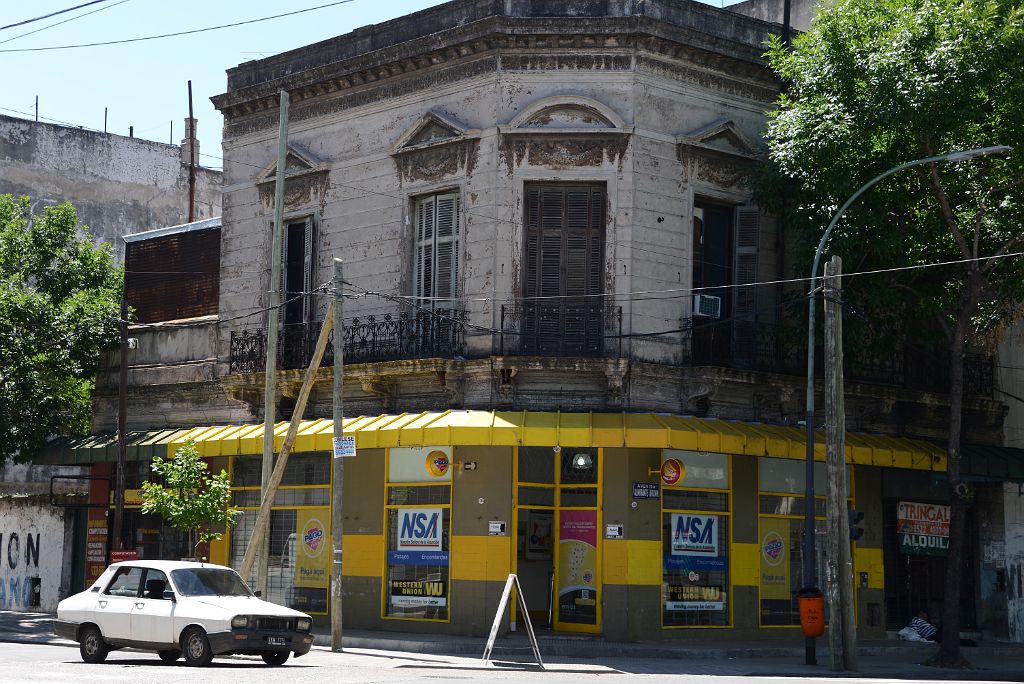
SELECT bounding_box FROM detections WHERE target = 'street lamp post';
[801,145,1011,666]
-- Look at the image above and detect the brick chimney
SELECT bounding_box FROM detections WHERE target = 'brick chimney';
[180,117,199,165]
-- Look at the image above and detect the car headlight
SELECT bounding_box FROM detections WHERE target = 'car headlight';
[296,618,311,632]
[231,615,249,629]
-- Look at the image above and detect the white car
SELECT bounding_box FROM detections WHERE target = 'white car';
[54,560,314,667]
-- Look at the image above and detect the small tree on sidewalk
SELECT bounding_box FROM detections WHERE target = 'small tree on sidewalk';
[141,439,240,560]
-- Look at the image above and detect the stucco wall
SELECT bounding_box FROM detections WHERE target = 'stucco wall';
[0,498,67,612]
[0,114,221,259]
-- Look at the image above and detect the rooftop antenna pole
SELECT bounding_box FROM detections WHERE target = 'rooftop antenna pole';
[187,81,196,223]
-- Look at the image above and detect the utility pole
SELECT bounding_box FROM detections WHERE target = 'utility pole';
[113,292,128,553]
[824,255,856,671]
[258,89,289,597]
[187,81,196,223]
[331,258,345,651]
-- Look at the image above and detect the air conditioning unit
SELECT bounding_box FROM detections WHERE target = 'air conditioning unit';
[693,294,721,318]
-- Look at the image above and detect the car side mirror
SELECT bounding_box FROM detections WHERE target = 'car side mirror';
[163,590,176,602]
[254,590,261,597]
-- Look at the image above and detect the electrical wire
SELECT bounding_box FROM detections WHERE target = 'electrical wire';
[0,1,111,31]
[0,0,359,53]
[0,0,131,47]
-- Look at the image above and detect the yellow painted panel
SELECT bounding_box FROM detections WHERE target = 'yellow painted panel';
[493,411,526,445]
[853,546,885,589]
[603,539,628,584]
[591,412,625,447]
[661,415,700,450]
[523,412,558,445]
[343,534,384,577]
[208,533,228,566]
[626,540,661,585]
[732,543,759,586]
[624,414,670,448]
[451,536,511,582]
[558,412,593,447]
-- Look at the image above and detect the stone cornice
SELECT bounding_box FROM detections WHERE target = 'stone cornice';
[213,14,780,126]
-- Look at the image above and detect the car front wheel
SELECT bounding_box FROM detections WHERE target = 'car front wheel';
[261,651,290,666]
[79,625,109,664]
[157,649,180,664]
[181,627,213,667]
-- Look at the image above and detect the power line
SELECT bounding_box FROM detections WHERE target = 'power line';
[0,0,131,47]
[0,0,359,53]
[0,0,111,31]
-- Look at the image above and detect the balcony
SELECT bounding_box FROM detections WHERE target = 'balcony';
[229,308,468,374]
[228,307,992,398]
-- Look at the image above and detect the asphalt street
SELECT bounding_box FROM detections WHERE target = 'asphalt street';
[1,640,1021,684]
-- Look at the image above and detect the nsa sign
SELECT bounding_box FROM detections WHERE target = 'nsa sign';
[397,508,443,551]
[671,514,719,556]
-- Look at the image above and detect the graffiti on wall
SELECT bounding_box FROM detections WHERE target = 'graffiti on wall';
[0,531,41,609]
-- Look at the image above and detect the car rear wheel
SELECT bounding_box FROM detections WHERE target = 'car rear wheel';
[79,625,109,664]
[261,651,290,666]
[157,649,180,664]
[181,627,213,667]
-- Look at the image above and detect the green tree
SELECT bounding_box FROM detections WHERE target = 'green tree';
[758,0,1024,666]
[141,440,240,558]
[0,195,122,462]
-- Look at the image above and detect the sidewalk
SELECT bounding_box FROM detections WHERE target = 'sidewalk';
[6,610,1024,680]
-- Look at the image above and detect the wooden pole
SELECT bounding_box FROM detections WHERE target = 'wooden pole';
[331,258,345,650]
[240,302,334,580]
[824,255,856,671]
[258,89,289,596]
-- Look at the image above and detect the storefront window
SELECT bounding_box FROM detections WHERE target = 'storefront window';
[384,446,453,621]
[758,457,847,626]
[661,450,730,627]
[228,453,331,615]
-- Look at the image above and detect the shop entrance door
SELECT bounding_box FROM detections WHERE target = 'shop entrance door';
[513,446,602,634]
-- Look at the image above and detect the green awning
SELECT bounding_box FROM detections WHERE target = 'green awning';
[961,444,1024,484]
[35,429,190,465]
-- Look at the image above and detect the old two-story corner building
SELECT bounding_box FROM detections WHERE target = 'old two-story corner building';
[39,1,1024,641]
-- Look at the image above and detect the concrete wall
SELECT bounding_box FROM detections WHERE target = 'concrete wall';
[0,114,221,259]
[0,497,69,612]
[1006,483,1024,641]
[728,0,825,31]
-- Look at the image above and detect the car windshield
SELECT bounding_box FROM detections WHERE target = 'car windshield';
[170,568,253,597]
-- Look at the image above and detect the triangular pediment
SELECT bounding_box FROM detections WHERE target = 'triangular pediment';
[394,111,467,152]
[257,146,323,183]
[678,120,757,157]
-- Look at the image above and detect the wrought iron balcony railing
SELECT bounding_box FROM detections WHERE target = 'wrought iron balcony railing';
[229,308,468,374]
[228,306,992,398]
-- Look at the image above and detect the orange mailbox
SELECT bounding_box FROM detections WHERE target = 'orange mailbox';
[797,587,825,638]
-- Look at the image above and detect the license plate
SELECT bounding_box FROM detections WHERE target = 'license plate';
[266,636,286,646]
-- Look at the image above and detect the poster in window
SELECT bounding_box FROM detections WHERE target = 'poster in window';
[558,509,598,624]
[760,518,790,600]
[396,507,443,551]
[897,501,949,556]
[388,579,447,608]
[527,510,553,560]
[665,583,725,612]
[667,513,726,571]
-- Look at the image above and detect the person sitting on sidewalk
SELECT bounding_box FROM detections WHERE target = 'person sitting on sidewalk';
[908,610,938,641]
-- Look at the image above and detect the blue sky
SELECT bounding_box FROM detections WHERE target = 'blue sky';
[2,0,736,170]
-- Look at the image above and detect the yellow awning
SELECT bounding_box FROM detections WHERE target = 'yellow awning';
[167,411,947,472]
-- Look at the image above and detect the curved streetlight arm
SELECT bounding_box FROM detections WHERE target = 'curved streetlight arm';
[800,144,1012,602]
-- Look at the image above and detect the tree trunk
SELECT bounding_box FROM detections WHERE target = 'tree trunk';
[930,296,975,669]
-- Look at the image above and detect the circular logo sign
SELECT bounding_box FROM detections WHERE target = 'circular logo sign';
[660,458,686,486]
[761,531,785,566]
[301,518,325,558]
[425,450,450,477]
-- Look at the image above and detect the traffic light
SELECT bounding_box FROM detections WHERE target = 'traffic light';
[848,510,865,542]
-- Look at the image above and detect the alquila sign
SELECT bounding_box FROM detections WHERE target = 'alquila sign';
[897,501,949,556]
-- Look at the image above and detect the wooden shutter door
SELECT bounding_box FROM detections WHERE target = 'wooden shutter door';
[523,184,604,355]
[732,206,760,367]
